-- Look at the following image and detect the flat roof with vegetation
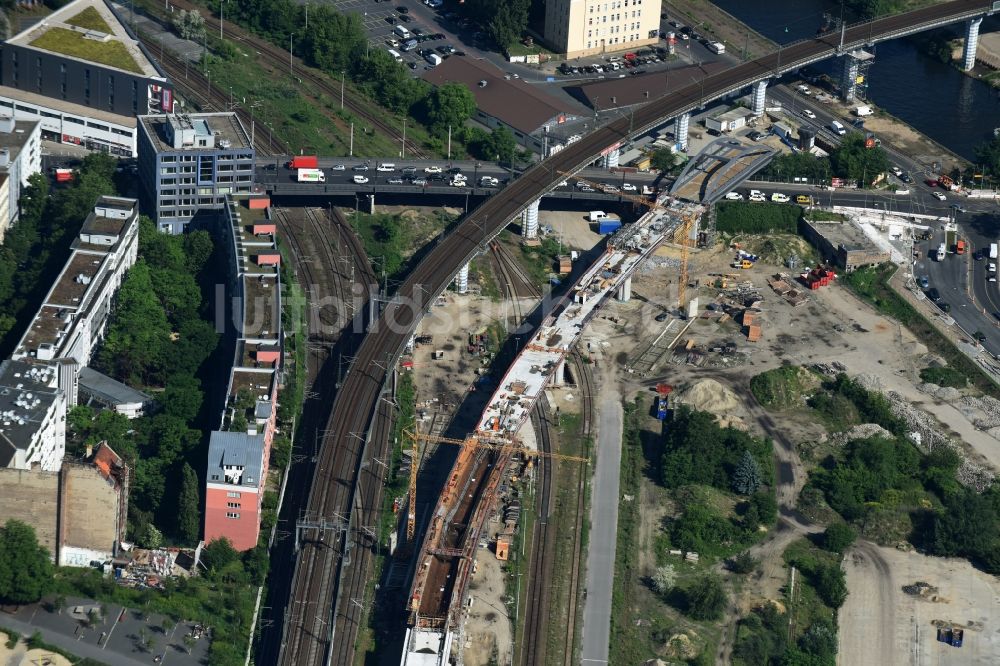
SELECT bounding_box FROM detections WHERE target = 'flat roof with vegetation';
[30,27,143,74]
[64,7,112,33]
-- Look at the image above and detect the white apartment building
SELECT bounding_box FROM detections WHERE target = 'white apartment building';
[0,115,41,242]
[12,196,139,369]
[544,0,660,58]
[0,360,66,472]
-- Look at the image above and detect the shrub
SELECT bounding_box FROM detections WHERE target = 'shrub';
[821,523,857,554]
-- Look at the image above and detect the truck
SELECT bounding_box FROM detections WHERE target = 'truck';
[936,243,947,262]
[589,210,609,222]
[956,239,966,255]
[288,155,319,170]
[297,168,326,183]
[991,242,998,260]
[598,217,622,234]
[854,104,874,117]
[54,168,74,183]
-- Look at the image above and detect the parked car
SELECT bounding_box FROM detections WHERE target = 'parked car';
[424,165,443,173]
[926,287,941,300]
[387,178,405,184]
[770,192,790,203]
[802,109,816,119]
[411,177,428,186]
[331,164,346,171]
[933,191,947,201]
[352,164,369,171]
[353,175,369,184]
[622,183,637,192]
[724,191,743,200]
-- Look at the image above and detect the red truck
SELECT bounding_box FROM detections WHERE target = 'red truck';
[287,155,318,169]
[956,239,966,255]
[54,168,74,183]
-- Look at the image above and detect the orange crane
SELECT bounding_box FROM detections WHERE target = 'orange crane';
[561,171,695,311]
[404,429,590,544]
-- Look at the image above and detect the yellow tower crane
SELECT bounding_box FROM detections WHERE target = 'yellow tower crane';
[559,172,696,312]
[404,429,590,544]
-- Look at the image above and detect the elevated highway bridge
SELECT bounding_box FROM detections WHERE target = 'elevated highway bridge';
[268,2,999,664]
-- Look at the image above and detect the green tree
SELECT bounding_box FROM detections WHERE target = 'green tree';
[173,9,206,40]
[729,550,759,574]
[422,82,477,136]
[177,463,201,544]
[651,564,677,595]
[0,520,53,604]
[798,618,838,659]
[685,574,728,620]
[815,564,848,608]
[140,524,163,550]
[650,148,679,171]
[243,546,270,585]
[203,537,240,574]
[829,132,891,186]
[732,450,763,495]
[97,261,171,385]
[161,375,204,424]
[821,522,857,554]
[487,126,518,165]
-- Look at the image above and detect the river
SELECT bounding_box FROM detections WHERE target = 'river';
[710,0,1000,161]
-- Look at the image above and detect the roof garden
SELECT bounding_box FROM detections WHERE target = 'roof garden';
[64,7,111,33]
[30,27,143,74]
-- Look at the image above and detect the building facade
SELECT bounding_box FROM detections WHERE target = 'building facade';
[0,0,173,156]
[800,219,891,272]
[0,360,66,472]
[203,196,281,551]
[137,113,256,233]
[544,0,660,59]
[0,115,41,241]
[0,441,129,565]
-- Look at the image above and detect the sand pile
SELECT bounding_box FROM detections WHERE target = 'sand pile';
[677,379,747,429]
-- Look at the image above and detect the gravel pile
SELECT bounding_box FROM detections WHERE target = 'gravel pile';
[640,256,681,273]
[960,395,1000,431]
[853,375,994,491]
[832,423,894,445]
[918,383,962,402]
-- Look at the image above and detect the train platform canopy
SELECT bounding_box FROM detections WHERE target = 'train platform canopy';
[7,0,162,78]
[422,56,581,136]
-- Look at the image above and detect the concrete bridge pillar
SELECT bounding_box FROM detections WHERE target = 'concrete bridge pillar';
[521,198,541,240]
[751,80,767,117]
[604,148,620,168]
[675,113,690,152]
[616,276,632,302]
[964,17,983,71]
[841,54,860,102]
[455,262,470,294]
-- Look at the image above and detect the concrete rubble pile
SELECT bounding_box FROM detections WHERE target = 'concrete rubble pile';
[640,256,681,273]
[856,374,994,491]
[917,383,962,402]
[831,423,894,445]
[958,395,1000,431]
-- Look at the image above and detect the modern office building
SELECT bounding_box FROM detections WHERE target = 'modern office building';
[203,196,281,551]
[137,112,256,233]
[0,115,41,241]
[543,0,660,59]
[12,196,139,369]
[0,0,174,156]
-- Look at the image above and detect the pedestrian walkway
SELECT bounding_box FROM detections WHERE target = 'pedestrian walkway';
[580,387,623,665]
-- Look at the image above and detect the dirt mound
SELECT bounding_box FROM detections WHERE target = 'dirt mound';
[677,379,746,429]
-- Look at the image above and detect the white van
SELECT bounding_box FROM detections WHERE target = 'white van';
[425,53,442,67]
[589,211,608,222]
[829,120,846,135]
[706,41,725,55]
[394,25,411,40]
[376,163,396,172]
[387,48,402,63]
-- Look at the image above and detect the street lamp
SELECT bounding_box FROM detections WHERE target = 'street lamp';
[219,0,228,40]
[289,33,294,77]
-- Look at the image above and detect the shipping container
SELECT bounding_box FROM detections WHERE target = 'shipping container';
[297,168,326,183]
[991,243,998,260]
[288,155,319,169]
[598,219,622,234]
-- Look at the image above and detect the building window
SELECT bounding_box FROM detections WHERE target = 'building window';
[226,512,240,519]
[227,502,241,509]
[211,474,219,480]
[227,491,242,498]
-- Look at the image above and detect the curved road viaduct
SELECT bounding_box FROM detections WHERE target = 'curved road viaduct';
[270,2,996,664]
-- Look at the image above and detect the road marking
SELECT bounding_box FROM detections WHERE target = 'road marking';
[102,606,123,650]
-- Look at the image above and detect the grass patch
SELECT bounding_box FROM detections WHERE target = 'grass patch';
[843,264,1000,398]
[750,365,822,410]
[65,7,113,33]
[348,209,453,286]
[716,201,801,234]
[469,255,501,301]
[919,365,968,388]
[31,27,142,74]
[513,234,562,289]
[804,209,847,222]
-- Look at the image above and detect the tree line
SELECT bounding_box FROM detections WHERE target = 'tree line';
[761,132,890,187]
[71,219,221,549]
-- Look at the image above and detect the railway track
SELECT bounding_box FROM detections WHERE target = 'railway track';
[159,0,427,158]
[522,395,556,666]
[273,5,988,664]
[563,355,595,666]
[135,31,286,156]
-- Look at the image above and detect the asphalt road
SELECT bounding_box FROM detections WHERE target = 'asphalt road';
[580,390,623,665]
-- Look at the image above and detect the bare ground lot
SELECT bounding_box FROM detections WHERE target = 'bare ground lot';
[840,542,1000,665]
